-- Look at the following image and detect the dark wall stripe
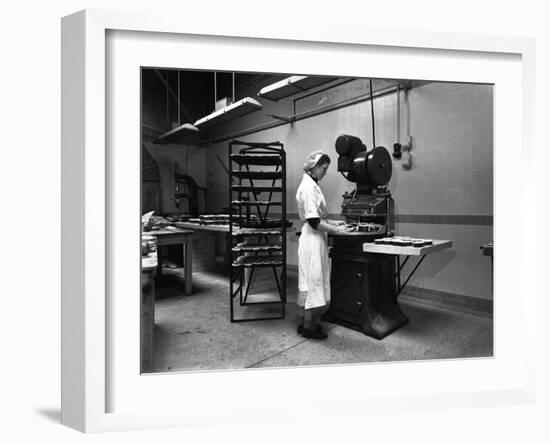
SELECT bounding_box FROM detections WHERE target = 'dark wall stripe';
[285,213,492,226]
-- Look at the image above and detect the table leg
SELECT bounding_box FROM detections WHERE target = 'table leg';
[396,255,401,296]
[184,238,193,295]
[141,269,155,373]
[156,246,163,278]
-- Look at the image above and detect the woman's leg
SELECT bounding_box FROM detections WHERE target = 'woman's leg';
[313,304,329,329]
[302,306,328,339]
[297,305,305,333]
[297,291,307,333]
[304,308,314,329]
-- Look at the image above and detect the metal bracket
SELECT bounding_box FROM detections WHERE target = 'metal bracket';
[396,254,427,296]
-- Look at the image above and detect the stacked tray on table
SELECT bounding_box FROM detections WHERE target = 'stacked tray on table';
[232,253,283,267]
[231,228,283,236]
[230,154,282,166]
[185,214,255,225]
[374,236,434,247]
[239,218,292,229]
[232,240,282,252]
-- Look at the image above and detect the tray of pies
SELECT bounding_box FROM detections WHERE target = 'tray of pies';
[374,236,433,247]
[232,170,282,180]
[232,228,283,236]
[231,200,282,206]
[232,242,282,252]
[232,254,283,267]
[232,185,282,192]
[239,219,292,229]
[230,154,282,166]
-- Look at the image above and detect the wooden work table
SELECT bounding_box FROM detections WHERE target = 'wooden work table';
[141,252,157,373]
[140,229,193,373]
[146,227,194,295]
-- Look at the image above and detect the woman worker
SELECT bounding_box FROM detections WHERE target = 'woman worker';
[296,150,348,339]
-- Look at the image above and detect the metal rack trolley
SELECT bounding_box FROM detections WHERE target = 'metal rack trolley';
[228,140,287,322]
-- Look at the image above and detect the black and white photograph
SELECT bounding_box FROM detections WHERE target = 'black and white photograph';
[140,69,493,373]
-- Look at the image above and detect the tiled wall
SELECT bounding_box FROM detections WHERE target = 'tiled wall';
[391,83,493,217]
[208,81,494,301]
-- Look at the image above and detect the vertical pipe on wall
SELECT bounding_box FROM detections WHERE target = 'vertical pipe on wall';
[165,70,169,127]
[396,84,400,143]
[214,72,217,109]
[405,86,411,139]
[370,79,376,147]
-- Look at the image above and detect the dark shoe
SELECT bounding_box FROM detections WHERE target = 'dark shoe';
[302,327,328,340]
[297,324,324,335]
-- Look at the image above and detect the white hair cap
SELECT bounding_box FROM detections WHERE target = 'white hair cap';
[303,150,325,172]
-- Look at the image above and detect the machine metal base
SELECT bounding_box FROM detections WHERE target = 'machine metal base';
[323,310,409,340]
[324,249,409,340]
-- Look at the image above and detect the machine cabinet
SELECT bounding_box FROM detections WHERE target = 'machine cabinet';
[324,250,409,339]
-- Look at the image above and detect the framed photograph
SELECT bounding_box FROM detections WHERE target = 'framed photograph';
[61,9,536,433]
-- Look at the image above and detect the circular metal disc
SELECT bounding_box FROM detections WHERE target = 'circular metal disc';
[367,146,392,185]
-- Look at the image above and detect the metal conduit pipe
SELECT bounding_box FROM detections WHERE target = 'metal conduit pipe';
[209,84,405,145]
[369,79,376,147]
[214,72,217,105]
[396,83,400,143]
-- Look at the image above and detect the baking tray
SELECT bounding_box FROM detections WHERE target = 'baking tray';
[230,154,282,166]
[232,255,283,267]
[232,185,282,192]
[232,170,282,180]
[231,200,282,206]
[232,244,282,252]
[232,228,283,236]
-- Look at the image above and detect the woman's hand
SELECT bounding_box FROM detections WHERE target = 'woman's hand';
[327,219,346,226]
[331,223,351,235]
[317,219,350,234]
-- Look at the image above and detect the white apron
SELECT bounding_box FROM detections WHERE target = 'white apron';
[296,174,331,309]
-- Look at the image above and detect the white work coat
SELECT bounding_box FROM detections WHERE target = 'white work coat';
[295,173,331,309]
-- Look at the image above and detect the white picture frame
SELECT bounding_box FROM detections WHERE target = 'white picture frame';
[61,9,537,433]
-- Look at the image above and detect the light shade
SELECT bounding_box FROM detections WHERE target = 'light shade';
[194,97,263,129]
[153,123,201,145]
[258,75,337,101]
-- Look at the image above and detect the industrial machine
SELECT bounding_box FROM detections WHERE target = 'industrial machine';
[335,134,394,247]
[323,134,409,339]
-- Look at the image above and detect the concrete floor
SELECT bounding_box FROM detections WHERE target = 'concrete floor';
[149,266,493,373]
